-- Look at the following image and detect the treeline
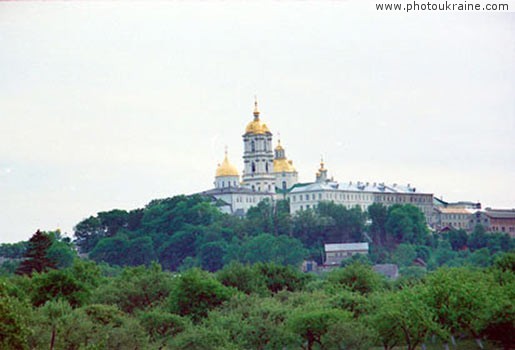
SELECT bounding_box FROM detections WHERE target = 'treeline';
[1,195,513,273]
[1,254,514,349]
[72,195,515,271]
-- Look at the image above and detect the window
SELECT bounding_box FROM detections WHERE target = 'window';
[266,162,269,173]
[282,181,287,190]
[251,140,255,152]
[251,162,256,173]
[312,194,315,200]
[319,193,322,200]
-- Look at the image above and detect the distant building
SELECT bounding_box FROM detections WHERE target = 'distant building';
[433,207,475,232]
[471,208,515,237]
[324,242,369,266]
[287,161,433,223]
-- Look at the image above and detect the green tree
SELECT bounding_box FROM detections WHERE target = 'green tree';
[168,268,234,322]
[228,233,307,266]
[326,262,385,295]
[0,283,31,350]
[46,231,77,269]
[288,309,351,350]
[468,224,487,250]
[73,216,105,253]
[444,229,468,251]
[0,241,28,259]
[93,262,175,314]
[216,261,267,295]
[203,294,295,349]
[16,230,56,276]
[385,204,428,246]
[138,308,190,348]
[158,227,199,270]
[317,201,366,243]
[199,241,226,272]
[89,235,129,266]
[245,198,275,235]
[422,268,495,344]
[368,203,389,246]
[368,288,441,350]
[256,262,308,293]
[31,269,89,308]
[292,208,330,250]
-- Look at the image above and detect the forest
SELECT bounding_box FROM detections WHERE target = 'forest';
[1,195,514,349]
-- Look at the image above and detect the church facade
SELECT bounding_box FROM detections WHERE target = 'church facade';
[199,100,434,223]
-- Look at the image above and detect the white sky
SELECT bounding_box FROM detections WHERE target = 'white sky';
[1,2,514,243]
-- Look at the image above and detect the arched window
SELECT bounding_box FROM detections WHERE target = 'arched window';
[282,181,287,190]
[251,162,256,173]
[265,162,269,173]
[251,141,255,152]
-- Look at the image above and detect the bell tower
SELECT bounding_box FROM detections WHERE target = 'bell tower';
[241,99,275,192]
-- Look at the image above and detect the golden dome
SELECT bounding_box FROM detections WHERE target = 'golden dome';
[275,140,284,151]
[245,99,271,135]
[274,158,296,173]
[216,152,239,177]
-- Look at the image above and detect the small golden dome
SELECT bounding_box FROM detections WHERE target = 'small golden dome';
[274,158,296,173]
[216,152,239,177]
[275,140,284,151]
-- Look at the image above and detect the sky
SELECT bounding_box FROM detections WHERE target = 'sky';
[1,1,514,243]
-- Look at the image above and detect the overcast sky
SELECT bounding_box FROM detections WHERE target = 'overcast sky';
[1,2,514,243]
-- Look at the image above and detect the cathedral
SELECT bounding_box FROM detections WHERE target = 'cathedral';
[199,99,298,215]
[199,99,434,223]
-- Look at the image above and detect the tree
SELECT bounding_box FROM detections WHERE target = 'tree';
[199,241,227,272]
[245,198,275,235]
[31,269,89,308]
[138,309,190,348]
[255,262,308,294]
[444,229,468,251]
[385,204,428,246]
[326,262,385,295]
[16,230,56,276]
[228,233,307,266]
[368,203,388,246]
[288,309,351,350]
[422,268,495,345]
[73,216,105,253]
[92,262,175,314]
[89,235,129,266]
[317,201,366,243]
[168,268,234,322]
[292,208,329,249]
[158,229,198,271]
[468,225,487,250]
[202,294,295,349]
[46,231,77,269]
[216,262,267,295]
[0,282,31,350]
[368,288,441,350]
[0,241,28,259]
